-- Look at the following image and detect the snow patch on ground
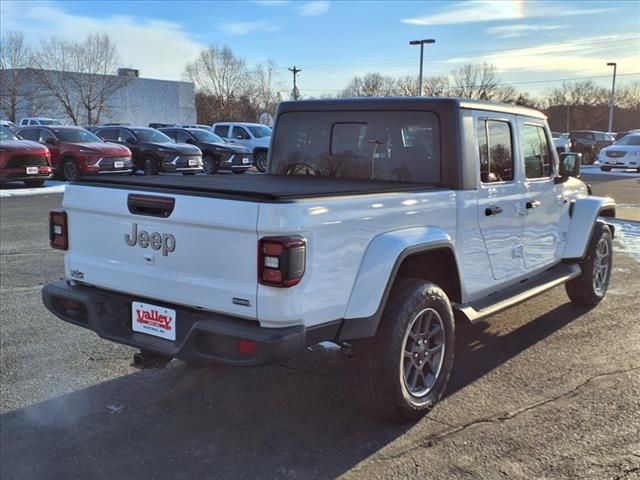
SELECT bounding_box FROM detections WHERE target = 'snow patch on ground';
[0,182,66,198]
[581,165,640,178]
[608,219,640,263]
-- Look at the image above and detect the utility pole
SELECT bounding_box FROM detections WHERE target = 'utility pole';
[607,62,617,133]
[288,66,302,100]
[409,39,435,96]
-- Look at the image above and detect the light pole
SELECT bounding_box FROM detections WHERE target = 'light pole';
[607,62,617,133]
[409,39,435,96]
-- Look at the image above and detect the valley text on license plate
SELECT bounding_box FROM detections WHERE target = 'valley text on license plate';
[242,157,250,164]
[26,167,38,174]
[188,159,198,166]
[132,301,176,340]
[114,161,124,168]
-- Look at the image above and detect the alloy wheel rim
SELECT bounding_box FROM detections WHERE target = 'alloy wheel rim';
[64,162,77,181]
[400,307,445,398]
[593,237,610,295]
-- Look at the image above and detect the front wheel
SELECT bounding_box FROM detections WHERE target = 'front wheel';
[143,156,159,176]
[62,159,79,182]
[203,155,218,174]
[255,151,267,172]
[565,223,612,306]
[354,279,455,422]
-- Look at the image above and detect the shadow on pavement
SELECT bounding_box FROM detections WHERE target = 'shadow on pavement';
[0,302,588,480]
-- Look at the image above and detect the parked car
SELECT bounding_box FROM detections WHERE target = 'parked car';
[1,120,17,131]
[212,122,271,172]
[19,117,63,127]
[43,97,615,422]
[148,123,177,129]
[598,133,640,172]
[159,127,253,174]
[94,126,202,175]
[182,124,214,131]
[16,126,132,181]
[569,130,613,164]
[0,125,52,187]
[614,129,640,142]
[551,132,570,156]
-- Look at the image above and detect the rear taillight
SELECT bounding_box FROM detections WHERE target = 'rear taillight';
[49,209,68,250]
[258,236,306,287]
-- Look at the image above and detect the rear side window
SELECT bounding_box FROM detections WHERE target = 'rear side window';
[270,111,440,183]
[98,129,119,141]
[477,119,513,183]
[232,127,251,140]
[522,124,553,179]
[214,125,229,137]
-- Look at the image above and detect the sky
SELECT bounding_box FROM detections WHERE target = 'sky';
[2,0,639,99]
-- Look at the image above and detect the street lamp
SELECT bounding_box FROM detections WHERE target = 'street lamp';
[409,39,436,96]
[607,62,617,133]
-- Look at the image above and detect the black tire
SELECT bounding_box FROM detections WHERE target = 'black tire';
[62,158,79,182]
[143,156,159,176]
[23,179,45,188]
[203,154,219,174]
[255,150,267,172]
[354,279,455,422]
[565,223,612,306]
[600,166,611,172]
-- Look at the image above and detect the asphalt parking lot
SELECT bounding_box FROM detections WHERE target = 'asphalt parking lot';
[1,192,639,480]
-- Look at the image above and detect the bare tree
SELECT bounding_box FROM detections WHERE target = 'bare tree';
[451,63,514,102]
[0,31,36,122]
[31,33,129,125]
[252,59,283,114]
[340,73,397,97]
[423,76,450,97]
[616,81,640,111]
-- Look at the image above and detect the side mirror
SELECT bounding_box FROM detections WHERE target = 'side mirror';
[557,152,581,181]
[45,137,58,146]
[236,135,245,140]
[126,137,137,145]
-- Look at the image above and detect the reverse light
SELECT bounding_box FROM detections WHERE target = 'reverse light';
[258,236,306,287]
[49,209,68,250]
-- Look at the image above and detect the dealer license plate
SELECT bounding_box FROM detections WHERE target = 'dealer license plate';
[132,301,176,340]
[242,157,250,164]
[26,167,38,174]
[114,161,124,168]
[188,159,198,166]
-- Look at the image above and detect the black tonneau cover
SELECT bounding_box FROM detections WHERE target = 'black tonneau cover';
[76,174,438,201]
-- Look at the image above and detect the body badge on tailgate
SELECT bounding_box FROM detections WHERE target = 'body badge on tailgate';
[125,223,176,256]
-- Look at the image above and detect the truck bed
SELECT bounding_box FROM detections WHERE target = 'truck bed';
[76,174,438,201]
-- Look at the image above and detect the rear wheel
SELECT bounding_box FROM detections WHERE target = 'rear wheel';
[255,151,267,172]
[143,156,159,176]
[23,179,45,188]
[354,279,455,422]
[62,158,79,182]
[565,223,612,306]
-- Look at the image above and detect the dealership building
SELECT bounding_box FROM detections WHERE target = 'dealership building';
[0,68,196,126]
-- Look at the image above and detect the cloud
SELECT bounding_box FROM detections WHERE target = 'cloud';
[221,20,280,35]
[299,1,330,16]
[0,1,203,81]
[402,0,613,26]
[445,34,640,76]
[487,24,567,38]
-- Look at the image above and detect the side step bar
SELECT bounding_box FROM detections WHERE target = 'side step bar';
[453,263,581,323]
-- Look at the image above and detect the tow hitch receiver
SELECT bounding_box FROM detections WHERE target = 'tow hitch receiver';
[132,350,172,369]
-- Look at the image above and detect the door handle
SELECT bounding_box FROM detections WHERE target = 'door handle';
[526,200,541,209]
[485,205,503,216]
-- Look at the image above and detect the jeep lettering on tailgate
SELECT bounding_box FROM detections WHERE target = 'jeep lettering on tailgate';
[125,223,176,256]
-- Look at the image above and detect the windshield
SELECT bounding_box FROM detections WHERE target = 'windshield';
[270,110,440,183]
[615,134,640,146]
[0,125,19,141]
[248,125,272,138]
[39,119,63,125]
[53,129,103,143]
[132,129,174,143]
[191,129,225,143]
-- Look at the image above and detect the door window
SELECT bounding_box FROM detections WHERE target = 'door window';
[97,129,118,141]
[477,119,514,183]
[175,131,192,143]
[233,127,251,140]
[522,124,553,179]
[119,129,135,143]
[214,125,229,137]
[18,128,39,141]
[39,129,55,144]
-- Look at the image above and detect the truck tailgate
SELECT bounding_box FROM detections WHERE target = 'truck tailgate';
[63,184,259,319]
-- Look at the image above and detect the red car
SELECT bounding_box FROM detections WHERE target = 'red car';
[0,125,52,187]
[16,126,132,181]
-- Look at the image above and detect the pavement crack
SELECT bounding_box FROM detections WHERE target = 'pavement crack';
[370,366,640,465]
[614,466,640,480]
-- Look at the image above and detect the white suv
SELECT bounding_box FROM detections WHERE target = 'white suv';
[598,133,640,172]
[212,122,271,172]
[19,117,64,126]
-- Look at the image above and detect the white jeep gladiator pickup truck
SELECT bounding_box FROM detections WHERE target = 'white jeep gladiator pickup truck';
[43,98,615,421]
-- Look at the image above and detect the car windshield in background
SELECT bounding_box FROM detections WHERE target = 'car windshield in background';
[248,125,272,138]
[0,125,18,141]
[132,129,174,143]
[53,129,103,143]
[270,111,440,183]
[39,120,63,125]
[615,134,640,146]
[191,130,225,144]
[572,131,593,139]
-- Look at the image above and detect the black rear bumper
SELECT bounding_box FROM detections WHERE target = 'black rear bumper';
[42,281,338,366]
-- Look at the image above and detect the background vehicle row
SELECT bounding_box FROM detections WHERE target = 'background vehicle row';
[0,125,52,187]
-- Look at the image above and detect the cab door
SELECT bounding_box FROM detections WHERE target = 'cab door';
[230,126,252,149]
[475,115,526,281]
[518,120,566,270]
